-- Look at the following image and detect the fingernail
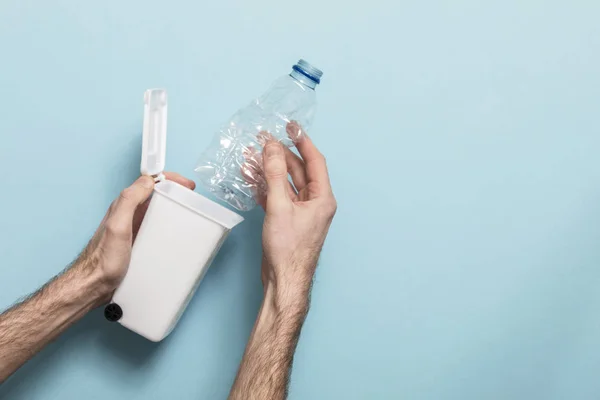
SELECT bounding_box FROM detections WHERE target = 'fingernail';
[257,131,269,146]
[264,142,282,159]
[286,121,304,142]
[139,176,154,189]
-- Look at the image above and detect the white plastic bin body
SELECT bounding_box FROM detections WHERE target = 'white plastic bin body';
[111,180,244,342]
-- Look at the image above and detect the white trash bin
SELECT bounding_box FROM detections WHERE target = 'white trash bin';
[105,89,244,342]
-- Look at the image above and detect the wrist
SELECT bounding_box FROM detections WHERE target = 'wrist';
[262,261,314,311]
[69,259,114,307]
[262,282,310,322]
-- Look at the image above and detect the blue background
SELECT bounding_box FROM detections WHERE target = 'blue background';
[1,0,599,399]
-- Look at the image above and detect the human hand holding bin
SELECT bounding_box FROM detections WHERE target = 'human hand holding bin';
[105,89,244,342]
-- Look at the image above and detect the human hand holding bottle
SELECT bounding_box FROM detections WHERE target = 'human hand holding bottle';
[230,124,336,400]
[260,124,337,308]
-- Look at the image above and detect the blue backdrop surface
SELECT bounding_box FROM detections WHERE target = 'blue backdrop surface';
[1,0,600,399]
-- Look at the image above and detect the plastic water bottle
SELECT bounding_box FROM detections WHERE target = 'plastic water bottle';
[194,59,323,211]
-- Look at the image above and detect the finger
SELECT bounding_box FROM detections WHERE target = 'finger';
[241,163,295,208]
[241,162,267,209]
[257,131,275,147]
[110,176,155,228]
[283,147,307,191]
[263,141,291,206]
[286,180,298,201]
[288,121,331,191]
[242,147,264,186]
[286,120,304,143]
[132,197,151,240]
[240,161,262,187]
[131,173,193,239]
[163,172,196,190]
[257,131,303,197]
[88,204,112,247]
[255,192,267,210]
[241,146,268,208]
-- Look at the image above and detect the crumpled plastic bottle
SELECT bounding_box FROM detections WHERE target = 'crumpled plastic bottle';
[194,59,323,211]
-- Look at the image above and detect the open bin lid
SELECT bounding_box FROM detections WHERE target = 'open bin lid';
[141,89,167,181]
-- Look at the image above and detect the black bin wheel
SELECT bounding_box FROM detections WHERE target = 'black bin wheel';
[104,303,123,322]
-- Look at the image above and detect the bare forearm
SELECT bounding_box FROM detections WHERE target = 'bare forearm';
[229,284,310,400]
[0,262,109,383]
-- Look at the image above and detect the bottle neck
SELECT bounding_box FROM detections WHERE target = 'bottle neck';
[290,69,318,90]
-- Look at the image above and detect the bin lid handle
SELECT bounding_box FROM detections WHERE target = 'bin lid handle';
[141,89,167,182]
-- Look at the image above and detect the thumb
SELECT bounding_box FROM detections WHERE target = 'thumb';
[263,141,291,206]
[111,176,155,224]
